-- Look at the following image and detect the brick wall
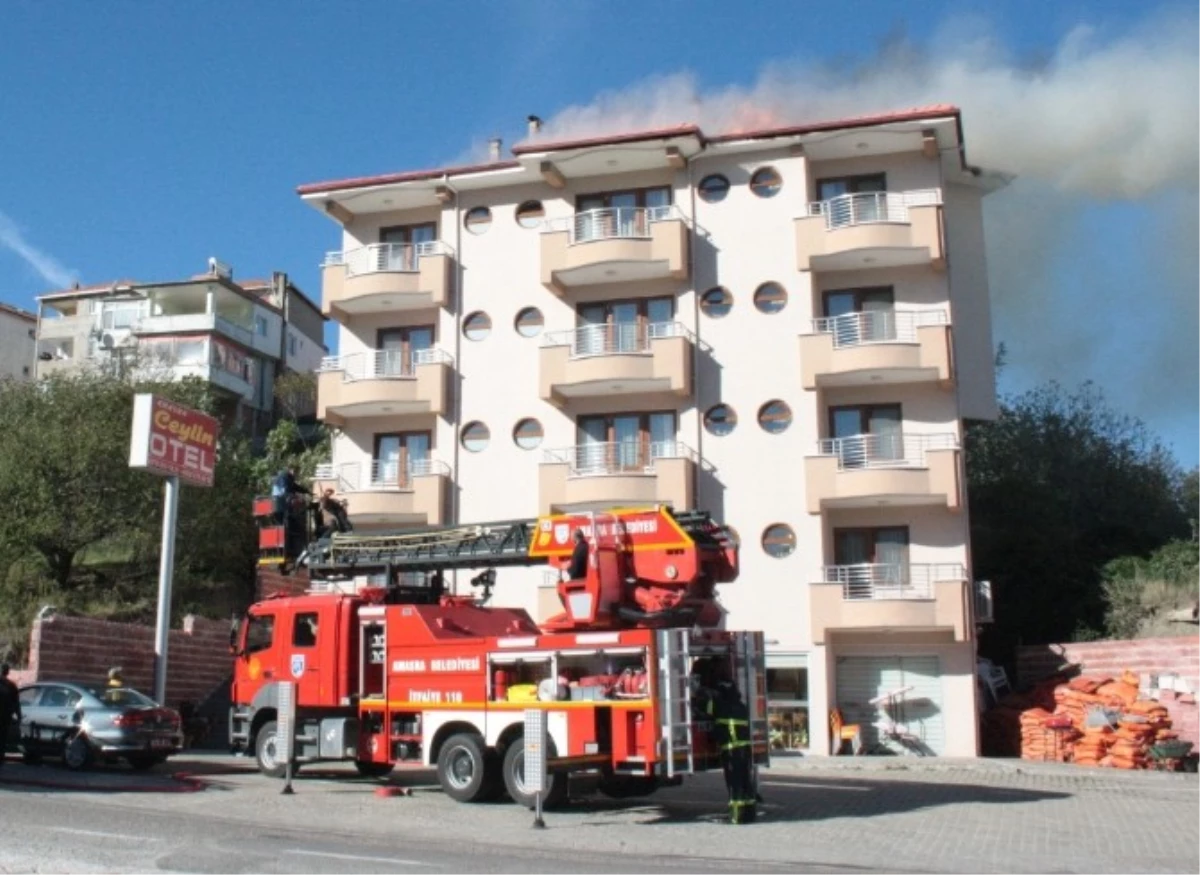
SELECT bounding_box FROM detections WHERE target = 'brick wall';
[17,613,232,708]
[1016,636,1199,747]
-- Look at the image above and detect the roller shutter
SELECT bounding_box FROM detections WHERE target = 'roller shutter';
[835,655,945,755]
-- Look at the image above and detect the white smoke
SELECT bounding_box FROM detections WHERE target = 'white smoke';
[0,209,78,290]
[532,11,1199,443]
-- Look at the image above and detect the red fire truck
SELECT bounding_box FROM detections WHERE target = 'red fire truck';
[230,503,768,809]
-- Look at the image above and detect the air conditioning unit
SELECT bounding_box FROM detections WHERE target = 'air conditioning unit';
[100,333,116,350]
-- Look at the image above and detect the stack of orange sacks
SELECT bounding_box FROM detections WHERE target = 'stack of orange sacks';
[1019,707,1074,761]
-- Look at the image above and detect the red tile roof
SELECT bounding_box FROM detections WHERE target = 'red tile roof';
[510,124,702,155]
[706,104,960,142]
[296,159,521,196]
[0,301,36,321]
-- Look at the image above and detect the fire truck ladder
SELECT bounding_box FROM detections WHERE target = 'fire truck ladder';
[656,627,695,778]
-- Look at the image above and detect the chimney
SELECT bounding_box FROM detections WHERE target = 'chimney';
[488,137,502,161]
[527,115,543,137]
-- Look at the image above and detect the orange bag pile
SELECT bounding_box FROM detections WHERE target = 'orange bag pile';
[1072,726,1114,766]
[1019,708,1076,761]
[1098,700,1173,769]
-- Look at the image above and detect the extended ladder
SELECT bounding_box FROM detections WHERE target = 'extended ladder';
[656,627,694,777]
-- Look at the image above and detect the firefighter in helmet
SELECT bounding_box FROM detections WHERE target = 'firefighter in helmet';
[705,663,758,824]
[107,666,125,689]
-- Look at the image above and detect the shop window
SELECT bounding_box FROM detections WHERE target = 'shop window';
[767,666,809,753]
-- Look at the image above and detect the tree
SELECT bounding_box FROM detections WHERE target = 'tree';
[966,381,1190,660]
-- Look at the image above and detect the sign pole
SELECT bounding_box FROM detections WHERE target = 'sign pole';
[152,475,180,706]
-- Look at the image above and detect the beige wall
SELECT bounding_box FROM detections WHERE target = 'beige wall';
[1,309,36,380]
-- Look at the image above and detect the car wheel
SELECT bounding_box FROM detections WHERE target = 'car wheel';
[436,732,490,803]
[64,734,93,771]
[255,720,288,779]
[353,761,395,779]
[501,737,567,809]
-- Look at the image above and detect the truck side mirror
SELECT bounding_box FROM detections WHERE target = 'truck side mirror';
[229,616,244,657]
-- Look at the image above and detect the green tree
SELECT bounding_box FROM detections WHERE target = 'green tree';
[966,381,1190,660]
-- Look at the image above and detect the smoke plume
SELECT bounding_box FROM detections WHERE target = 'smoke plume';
[533,12,1199,443]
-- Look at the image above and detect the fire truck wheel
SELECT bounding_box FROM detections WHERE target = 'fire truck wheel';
[255,720,290,779]
[502,739,568,810]
[354,761,395,779]
[436,732,490,803]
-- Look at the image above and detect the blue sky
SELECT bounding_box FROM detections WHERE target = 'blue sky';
[1,1,1196,468]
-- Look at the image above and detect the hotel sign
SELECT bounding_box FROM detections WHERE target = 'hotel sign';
[129,394,219,487]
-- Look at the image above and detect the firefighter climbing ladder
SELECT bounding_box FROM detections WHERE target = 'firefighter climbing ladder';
[656,627,694,778]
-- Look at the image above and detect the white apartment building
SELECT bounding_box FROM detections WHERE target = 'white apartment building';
[35,261,326,434]
[299,105,1004,757]
[0,301,37,380]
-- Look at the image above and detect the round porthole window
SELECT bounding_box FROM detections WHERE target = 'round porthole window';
[463,311,491,341]
[464,206,492,235]
[750,166,783,198]
[514,307,544,338]
[762,523,796,558]
[461,421,490,452]
[753,282,787,314]
[513,418,544,450]
[515,200,544,229]
[703,404,738,437]
[700,287,734,318]
[758,400,793,434]
[698,174,730,204]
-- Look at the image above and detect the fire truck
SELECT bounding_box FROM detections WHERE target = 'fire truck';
[230,501,768,809]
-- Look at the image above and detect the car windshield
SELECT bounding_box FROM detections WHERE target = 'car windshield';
[83,686,157,708]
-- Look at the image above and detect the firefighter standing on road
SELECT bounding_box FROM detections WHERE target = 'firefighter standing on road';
[707,670,758,824]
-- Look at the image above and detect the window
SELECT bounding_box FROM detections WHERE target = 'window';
[758,400,793,434]
[577,411,676,471]
[463,312,491,341]
[100,301,145,330]
[700,287,733,318]
[515,200,544,229]
[704,404,738,436]
[575,187,671,241]
[461,422,490,453]
[815,174,887,226]
[374,432,431,484]
[750,167,782,198]
[834,527,910,577]
[464,207,492,235]
[767,664,810,752]
[293,612,319,648]
[577,187,671,212]
[816,173,886,201]
[18,687,41,707]
[829,404,903,466]
[823,287,896,344]
[380,223,437,268]
[514,307,544,338]
[762,524,796,558]
[255,315,269,337]
[40,686,82,709]
[575,297,674,354]
[698,174,730,203]
[513,418,544,450]
[246,614,274,653]
[378,325,434,375]
[287,334,298,356]
[753,282,787,314]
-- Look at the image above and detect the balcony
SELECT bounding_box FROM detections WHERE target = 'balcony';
[37,314,96,341]
[540,207,689,293]
[321,242,453,316]
[312,459,450,527]
[317,348,453,425]
[810,563,971,643]
[539,321,696,405]
[804,433,961,513]
[795,189,944,272]
[800,310,953,389]
[539,441,696,513]
[133,313,256,348]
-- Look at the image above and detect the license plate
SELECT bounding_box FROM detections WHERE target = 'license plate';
[150,738,173,750]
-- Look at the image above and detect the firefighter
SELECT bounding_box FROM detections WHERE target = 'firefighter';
[107,666,125,689]
[707,668,757,824]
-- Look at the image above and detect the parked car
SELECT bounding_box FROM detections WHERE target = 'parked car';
[17,681,183,770]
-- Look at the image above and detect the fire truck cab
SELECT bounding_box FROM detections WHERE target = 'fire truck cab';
[231,505,768,807]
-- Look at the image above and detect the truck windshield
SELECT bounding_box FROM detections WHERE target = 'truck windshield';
[246,613,275,654]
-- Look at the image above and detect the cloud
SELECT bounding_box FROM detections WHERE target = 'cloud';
[0,209,79,289]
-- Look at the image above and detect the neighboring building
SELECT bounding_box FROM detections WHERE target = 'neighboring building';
[0,301,37,380]
[35,261,326,434]
[297,105,1006,757]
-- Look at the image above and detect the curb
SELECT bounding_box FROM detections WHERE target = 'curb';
[0,764,207,794]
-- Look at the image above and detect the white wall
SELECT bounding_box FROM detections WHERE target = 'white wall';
[0,308,36,380]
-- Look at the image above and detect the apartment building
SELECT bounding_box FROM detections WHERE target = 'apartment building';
[0,301,37,380]
[35,261,326,433]
[298,104,1004,757]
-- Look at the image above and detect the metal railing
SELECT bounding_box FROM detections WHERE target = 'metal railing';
[323,241,453,277]
[543,205,680,244]
[816,432,958,470]
[811,309,947,348]
[313,458,450,492]
[131,313,256,347]
[541,440,698,476]
[318,347,453,381]
[541,320,696,358]
[822,563,966,600]
[806,188,941,230]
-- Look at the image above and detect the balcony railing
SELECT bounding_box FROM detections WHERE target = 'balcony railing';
[810,310,947,349]
[314,458,450,492]
[806,189,941,230]
[318,348,453,381]
[323,241,453,277]
[543,206,680,244]
[132,313,256,347]
[821,563,966,600]
[815,432,958,470]
[542,440,698,476]
[541,321,697,358]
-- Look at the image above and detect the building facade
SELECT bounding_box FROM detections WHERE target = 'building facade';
[299,105,1004,757]
[35,261,325,434]
[0,301,37,381]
